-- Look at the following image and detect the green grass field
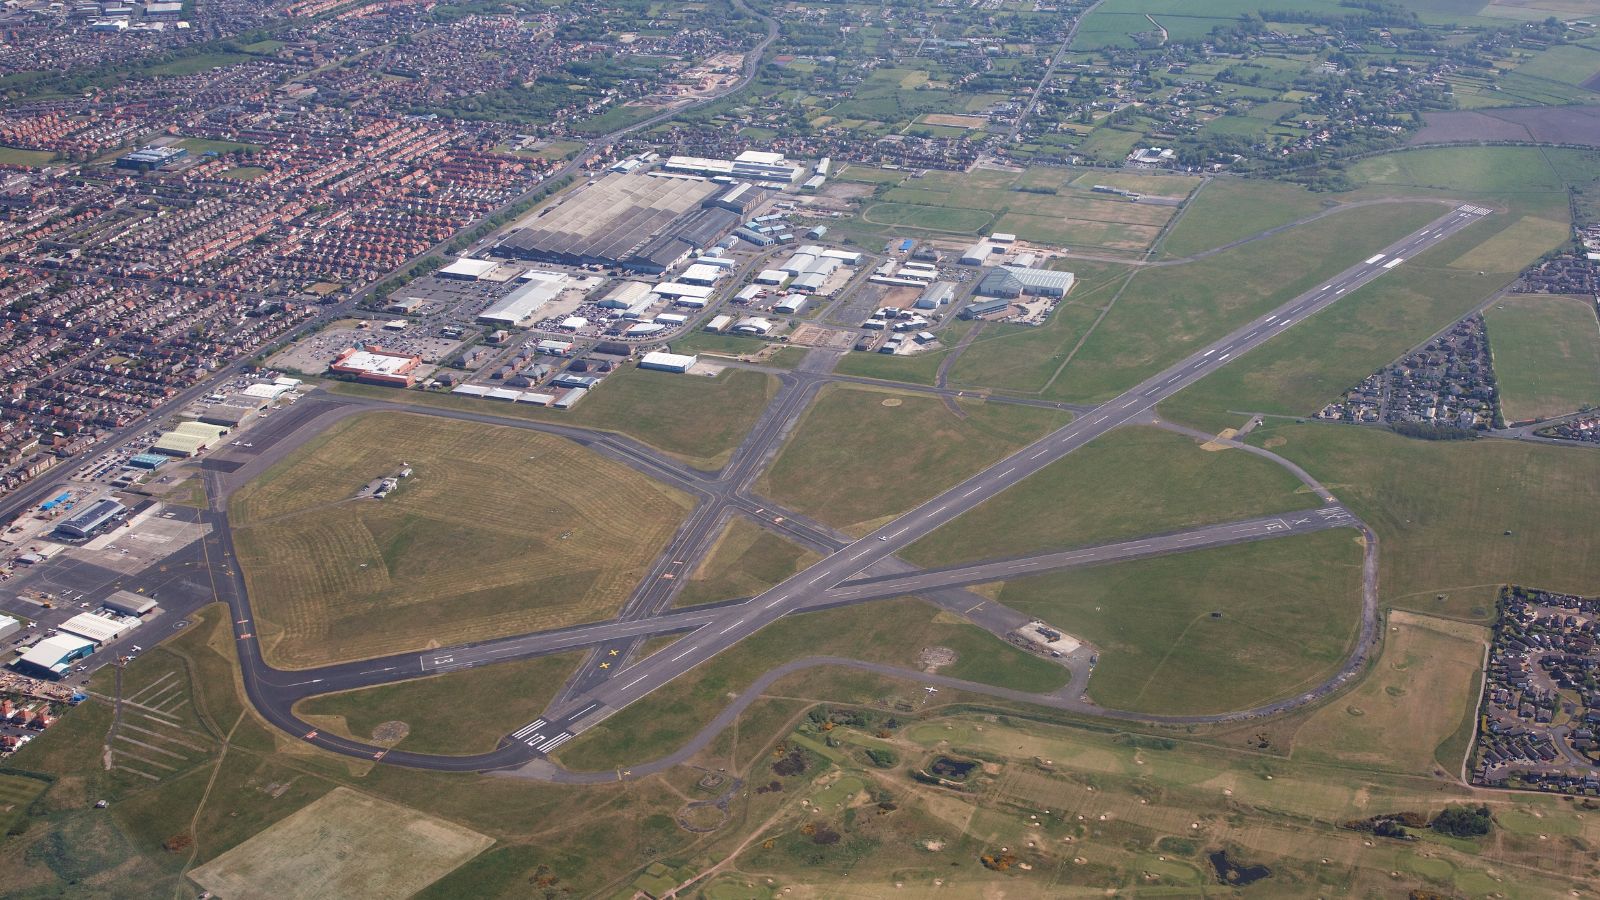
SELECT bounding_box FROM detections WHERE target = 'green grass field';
[1485,294,1600,422]
[1251,422,1600,620]
[176,137,262,155]
[993,528,1364,715]
[295,652,584,754]
[1288,611,1485,778]
[230,412,691,669]
[0,773,48,835]
[0,146,55,166]
[553,597,1071,772]
[673,516,821,608]
[1045,202,1444,403]
[325,366,775,470]
[946,260,1131,394]
[1158,178,1337,259]
[1158,207,1541,433]
[758,385,1071,533]
[904,425,1318,567]
[219,166,269,181]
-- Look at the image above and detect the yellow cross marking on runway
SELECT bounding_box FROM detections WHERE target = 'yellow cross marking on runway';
[599,662,610,669]
[608,649,620,656]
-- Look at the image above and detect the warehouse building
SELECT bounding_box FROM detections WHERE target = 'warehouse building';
[663,151,804,183]
[976,266,1076,299]
[493,174,738,272]
[960,297,1014,320]
[639,351,698,373]
[960,242,999,265]
[775,294,808,315]
[914,282,956,309]
[0,615,21,643]
[679,263,725,286]
[116,145,186,172]
[152,420,230,457]
[54,498,126,538]
[598,280,652,309]
[707,182,766,215]
[198,400,263,428]
[733,317,774,335]
[60,611,138,646]
[14,634,95,679]
[329,347,423,387]
[477,271,569,327]
[127,453,168,470]
[103,590,157,617]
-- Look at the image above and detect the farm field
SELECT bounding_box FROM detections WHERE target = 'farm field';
[324,365,776,469]
[553,597,1071,772]
[757,384,1071,534]
[1044,201,1444,403]
[1485,294,1600,422]
[230,412,691,668]
[295,651,585,754]
[903,425,1318,567]
[989,529,1364,715]
[188,788,493,900]
[673,515,821,608]
[1249,422,1600,621]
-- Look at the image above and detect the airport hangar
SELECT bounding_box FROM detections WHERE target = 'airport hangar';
[491,173,751,274]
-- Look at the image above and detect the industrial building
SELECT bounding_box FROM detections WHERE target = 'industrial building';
[14,633,95,679]
[198,400,264,428]
[103,590,157,616]
[59,611,138,646]
[708,183,766,215]
[733,317,773,335]
[0,615,20,643]
[328,346,423,387]
[437,258,501,280]
[492,174,739,272]
[477,271,569,327]
[775,294,808,315]
[960,297,1014,320]
[639,351,698,373]
[914,282,956,309]
[116,145,187,172]
[54,498,126,538]
[598,280,652,309]
[662,150,804,184]
[976,266,1076,299]
[960,241,1000,265]
[151,421,229,457]
[678,263,724,286]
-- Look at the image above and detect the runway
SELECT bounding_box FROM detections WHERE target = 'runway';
[133,204,1488,773]
[509,204,1493,757]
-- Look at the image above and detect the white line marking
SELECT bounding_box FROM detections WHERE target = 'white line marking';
[1218,353,1230,361]
[1364,254,1385,264]
[720,620,744,634]
[622,673,649,690]
[1383,257,1403,269]
[672,648,696,661]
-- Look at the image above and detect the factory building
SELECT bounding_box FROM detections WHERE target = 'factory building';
[914,282,956,309]
[663,150,804,184]
[707,183,766,215]
[115,145,187,172]
[598,280,652,309]
[705,314,733,332]
[754,269,787,286]
[639,351,698,373]
[103,590,157,617]
[60,612,138,646]
[960,242,1000,265]
[329,346,423,387]
[975,266,1077,299]
[152,421,230,457]
[198,400,262,428]
[678,264,725,286]
[493,174,738,272]
[14,634,95,679]
[960,297,1015,320]
[478,272,569,327]
[0,615,19,644]
[733,317,774,335]
[55,498,126,538]
[774,294,808,315]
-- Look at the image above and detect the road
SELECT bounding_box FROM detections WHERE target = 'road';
[1008,0,1105,142]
